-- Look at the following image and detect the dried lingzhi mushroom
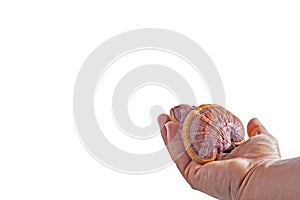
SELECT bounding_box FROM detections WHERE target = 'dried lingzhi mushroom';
[170,104,245,164]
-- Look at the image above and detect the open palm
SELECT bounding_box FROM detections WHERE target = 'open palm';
[158,115,281,200]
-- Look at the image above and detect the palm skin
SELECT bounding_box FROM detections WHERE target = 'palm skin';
[158,114,281,200]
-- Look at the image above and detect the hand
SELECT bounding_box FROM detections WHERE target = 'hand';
[158,114,281,200]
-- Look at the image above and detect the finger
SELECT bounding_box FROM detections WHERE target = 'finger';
[165,121,183,153]
[165,122,192,178]
[247,118,269,137]
[216,152,231,160]
[158,114,171,145]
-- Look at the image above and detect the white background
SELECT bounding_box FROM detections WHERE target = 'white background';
[1,1,300,199]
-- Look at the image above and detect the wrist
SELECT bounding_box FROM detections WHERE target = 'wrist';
[238,159,279,200]
[240,158,300,200]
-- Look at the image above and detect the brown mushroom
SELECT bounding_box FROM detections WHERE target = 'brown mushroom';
[170,104,245,164]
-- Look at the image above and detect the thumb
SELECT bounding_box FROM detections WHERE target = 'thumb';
[247,118,269,137]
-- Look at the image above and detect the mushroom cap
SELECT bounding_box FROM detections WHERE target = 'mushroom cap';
[181,104,245,164]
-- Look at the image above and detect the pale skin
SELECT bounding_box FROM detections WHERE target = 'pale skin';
[158,115,300,200]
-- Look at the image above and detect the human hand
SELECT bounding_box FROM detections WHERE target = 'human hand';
[158,114,281,200]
